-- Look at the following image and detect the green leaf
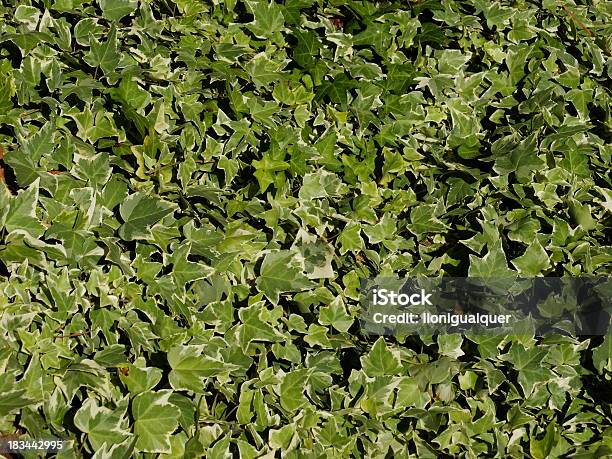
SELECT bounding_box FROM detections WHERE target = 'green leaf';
[568,199,597,231]
[0,372,32,416]
[14,6,40,28]
[361,337,402,377]
[252,154,289,193]
[483,2,515,29]
[20,122,54,163]
[132,391,180,453]
[168,346,231,392]
[269,423,296,450]
[364,213,396,244]
[511,238,550,276]
[246,54,285,87]
[504,344,551,397]
[316,75,353,105]
[468,241,516,277]
[0,60,15,111]
[74,398,131,451]
[101,176,129,209]
[3,152,38,187]
[170,243,214,286]
[3,123,54,186]
[319,297,353,333]
[72,153,112,188]
[592,336,612,374]
[279,369,309,412]
[565,88,593,121]
[3,179,44,238]
[237,302,285,351]
[99,0,138,21]
[247,0,285,38]
[559,149,590,179]
[408,205,449,236]
[338,222,364,254]
[255,251,314,304]
[298,171,342,200]
[458,371,478,390]
[493,134,544,183]
[293,29,320,68]
[437,334,464,359]
[530,422,558,459]
[118,192,175,241]
[118,363,162,394]
[84,25,120,75]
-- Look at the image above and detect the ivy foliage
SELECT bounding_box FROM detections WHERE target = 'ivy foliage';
[0,0,611,457]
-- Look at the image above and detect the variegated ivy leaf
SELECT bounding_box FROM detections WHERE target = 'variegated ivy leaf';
[132,391,180,453]
[118,192,175,241]
[3,179,45,238]
[74,398,131,451]
[255,251,314,304]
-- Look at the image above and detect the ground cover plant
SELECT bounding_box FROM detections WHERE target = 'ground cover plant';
[0,0,611,457]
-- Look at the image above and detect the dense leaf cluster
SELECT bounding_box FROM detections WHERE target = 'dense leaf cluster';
[0,0,611,457]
